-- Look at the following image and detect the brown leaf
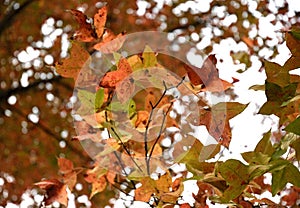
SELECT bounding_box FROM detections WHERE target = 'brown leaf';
[69,9,96,42]
[35,179,68,206]
[55,42,90,80]
[94,6,107,38]
[184,54,217,86]
[93,30,126,53]
[184,55,232,92]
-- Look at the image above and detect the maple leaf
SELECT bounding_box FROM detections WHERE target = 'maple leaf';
[54,42,90,80]
[35,179,68,206]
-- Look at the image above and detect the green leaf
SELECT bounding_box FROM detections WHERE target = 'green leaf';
[212,102,248,119]
[76,89,96,115]
[222,184,247,202]
[95,88,105,112]
[219,159,249,187]
[142,45,157,68]
[291,139,300,161]
[265,82,297,103]
[285,117,300,135]
[176,139,220,167]
[254,131,275,157]
[271,162,300,195]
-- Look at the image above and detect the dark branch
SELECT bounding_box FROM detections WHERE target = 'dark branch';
[0,0,36,36]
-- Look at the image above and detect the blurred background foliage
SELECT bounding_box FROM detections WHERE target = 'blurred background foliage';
[0,0,299,207]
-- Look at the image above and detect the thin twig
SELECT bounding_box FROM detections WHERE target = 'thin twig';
[110,127,143,172]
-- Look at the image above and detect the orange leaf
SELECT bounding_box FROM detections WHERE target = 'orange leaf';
[94,6,107,38]
[69,9,96,42]
[35,179,68,206]
[99,58,132,88]
[57,157,74,175]
[90,175,107,198]
[93,30,126,53]
[135,110,149,129]
[135,177,156,202]
[55,42,90,80]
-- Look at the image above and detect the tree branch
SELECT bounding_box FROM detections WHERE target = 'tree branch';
[0,0,36,36]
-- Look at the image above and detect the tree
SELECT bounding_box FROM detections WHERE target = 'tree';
[0,0,299,207]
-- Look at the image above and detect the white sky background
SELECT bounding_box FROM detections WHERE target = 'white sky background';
[9,0,300,208]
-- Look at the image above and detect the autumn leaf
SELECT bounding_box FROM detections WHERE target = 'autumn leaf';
[57,158,77,191]
[219,159,250,201]
[69,9,96,42]
[142,45,157,67]
[199,102,248,147]
[184,55,233,92]
[35,179,68,206]
[58,157,74,175]
[116,77,135,103]
[94,6,107,38]
[135,177,156,202]
[93,29,126,53]
[99,57,132,88]
[90,175,107,198]
[55,42,90,80]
